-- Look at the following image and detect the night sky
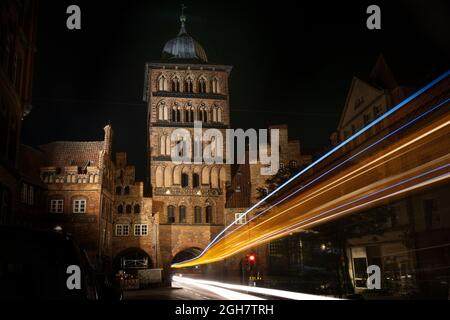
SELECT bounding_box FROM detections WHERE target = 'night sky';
[21,0,450,179]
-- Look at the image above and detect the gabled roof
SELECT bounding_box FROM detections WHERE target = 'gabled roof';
[39,141,104,167]
[368,54,398,90]
[338,76,384,129]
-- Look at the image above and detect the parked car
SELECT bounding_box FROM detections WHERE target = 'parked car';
[0,225,121,301]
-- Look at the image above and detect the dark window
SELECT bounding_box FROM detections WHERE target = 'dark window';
[179,206,187,223]
[206,206,213,224]
[167,206,175,224]
[198,79,206,93]
[181,173,189,188]
[172,108,177,122]
[115,186,122,195]
[117,205,123,214]
[172,78,180,92]
[194,206,201,224]
[193,173,200,188]
[185,80,193,93]
[126,204,132,214]
[124,186,130,195]
[423,199,438,230]
[134,204,140,214]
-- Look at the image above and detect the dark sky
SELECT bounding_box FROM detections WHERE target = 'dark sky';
[22,0,450,180]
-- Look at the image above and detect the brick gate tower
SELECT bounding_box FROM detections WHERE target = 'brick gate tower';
[143,9,232,270]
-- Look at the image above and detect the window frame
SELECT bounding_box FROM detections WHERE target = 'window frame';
[73,199,86,213]
[115,224,129,236]
[50,199,64,213]
[134,224,148,236]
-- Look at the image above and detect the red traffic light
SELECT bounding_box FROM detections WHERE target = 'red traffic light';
[248,254,256,261]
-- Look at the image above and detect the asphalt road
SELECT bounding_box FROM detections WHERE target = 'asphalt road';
[124,286,224,300]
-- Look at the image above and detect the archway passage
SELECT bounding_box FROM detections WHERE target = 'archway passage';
[172,247,202,265]
[113,247,153,272]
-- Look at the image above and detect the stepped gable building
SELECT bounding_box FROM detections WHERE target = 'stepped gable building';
[112,152,156,271]
[143,11,232,269]
[37,125,115,267]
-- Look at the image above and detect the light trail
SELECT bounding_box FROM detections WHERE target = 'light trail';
[172,276,265,300]
[172,276,339,300]
[172,71,450,268]
[201,71,449,250]
[213,164,450,261]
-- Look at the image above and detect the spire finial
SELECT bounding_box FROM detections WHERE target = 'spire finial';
[179,4,187,35]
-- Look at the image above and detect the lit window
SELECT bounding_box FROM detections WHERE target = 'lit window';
[134,224,148,236]
[235,212,247,225]
[115,224,129,236]
[73,199,86,213]
[50,199,64,213]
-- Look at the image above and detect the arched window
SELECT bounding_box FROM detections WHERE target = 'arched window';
[181,173,189,188]
[171,77,180,92]
[198,78,206,93]
[184,77,193,93]
[199,108,208,122]
[163,105,169,120]
[171,108,176,122]
[115,186,122,195]
[167,205,175,223]
[217,108,222,123]
[194,207,202,224]
[134,204,140,214]
[179,206,187,223]
[176,109,181,122]
[158,105,163,120]
[184,109,189,122]
[211,77,219,93]
[193,173,200,188]
[126,204,132,214]
[189,109,194,122]
[158,75,167,91]
[124,186,130,195]
[206,206,213,224]
[117,204,123,214]
[156,166,164,187]
[160,135,166,155]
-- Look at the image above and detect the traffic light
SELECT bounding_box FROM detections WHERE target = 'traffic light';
[247,253,256,267]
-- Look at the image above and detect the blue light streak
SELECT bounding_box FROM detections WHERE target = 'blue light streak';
[172,70,449,267]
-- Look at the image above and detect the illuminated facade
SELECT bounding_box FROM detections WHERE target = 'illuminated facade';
[143,12,232,270]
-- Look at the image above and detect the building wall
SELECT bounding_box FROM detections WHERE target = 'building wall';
[0,0,38,225]
[112,152,156,269]
[145,62,232,268]
[37,126,115,269]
